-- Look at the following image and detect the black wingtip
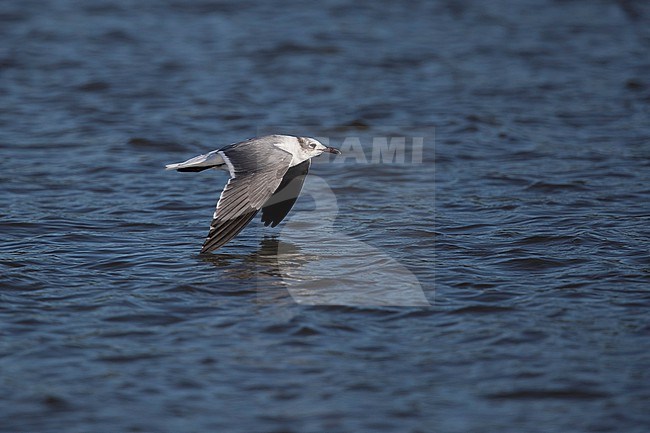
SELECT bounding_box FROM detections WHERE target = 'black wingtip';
[200,211,259,253]
[260,215,280,227]
[259,160,310,229]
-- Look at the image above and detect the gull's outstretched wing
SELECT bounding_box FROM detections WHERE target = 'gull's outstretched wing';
[261,159,311,227]
[201,138,293,253]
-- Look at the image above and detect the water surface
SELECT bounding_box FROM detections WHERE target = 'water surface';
[1,1,649,432]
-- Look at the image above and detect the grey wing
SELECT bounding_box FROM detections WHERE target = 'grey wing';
[261,159,311,227]
[201,141,292,253]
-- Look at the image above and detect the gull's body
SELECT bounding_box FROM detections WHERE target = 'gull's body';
[165,134,340,253]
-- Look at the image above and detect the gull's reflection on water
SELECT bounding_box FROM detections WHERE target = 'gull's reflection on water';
[200,237,306,275]
[198,236,308,304]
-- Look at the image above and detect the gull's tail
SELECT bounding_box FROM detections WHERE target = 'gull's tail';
[165,150,225,172]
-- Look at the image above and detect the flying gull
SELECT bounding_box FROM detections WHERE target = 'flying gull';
[165,134,341,253]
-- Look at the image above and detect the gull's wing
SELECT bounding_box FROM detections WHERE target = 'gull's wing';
[261,159,311,227]
[201,138,293,253]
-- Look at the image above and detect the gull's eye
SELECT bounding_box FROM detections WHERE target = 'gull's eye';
[309,143,317,149]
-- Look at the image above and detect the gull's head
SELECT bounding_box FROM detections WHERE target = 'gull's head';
[297,137,341,160]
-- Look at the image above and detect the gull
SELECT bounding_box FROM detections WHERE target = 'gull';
[165,134,341,253]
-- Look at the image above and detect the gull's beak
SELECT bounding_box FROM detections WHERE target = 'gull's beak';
[323,146,341,155]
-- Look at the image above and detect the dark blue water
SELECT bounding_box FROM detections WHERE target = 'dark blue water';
[2,0,650,432]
